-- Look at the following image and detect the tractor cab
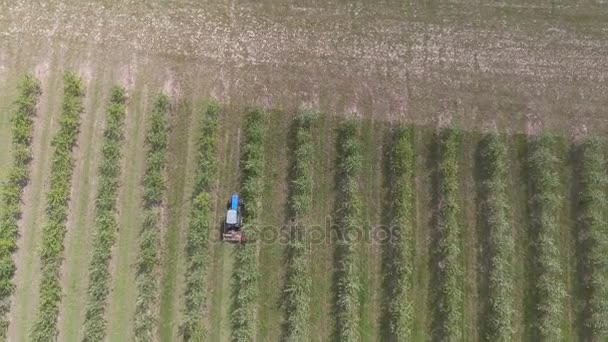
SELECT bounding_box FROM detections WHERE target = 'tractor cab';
[222,193,245,242]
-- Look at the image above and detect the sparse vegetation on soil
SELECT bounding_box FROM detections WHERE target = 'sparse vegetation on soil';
[231,108,265,342]
[577,137,608,341]
[386,125,416,341]
[81,86,127,342]
[334,120,363,342]
[431,128,464,341]
[31,72,85,342]
[179,102,220,341]
[134,93,170,341]
[528,134,566,341]
[283,110,317,341]
[0,75,41,338]
[479,133,514,341]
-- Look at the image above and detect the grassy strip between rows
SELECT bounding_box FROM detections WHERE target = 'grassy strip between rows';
[178,102,220,341]
[479,134,514,341]
[30,72,85,341]
[387,126,416,341]
[283,110,317,341]
[80,87,128,341]
[577,137,608,341]
[528,134,565,341]
[432,128,463,341]
[231,108,265,342]
[0,75,41,337]
[134,94,170,341]
[334,120,363,342]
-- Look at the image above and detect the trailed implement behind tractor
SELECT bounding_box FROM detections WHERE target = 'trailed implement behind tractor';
[222,193,247,242]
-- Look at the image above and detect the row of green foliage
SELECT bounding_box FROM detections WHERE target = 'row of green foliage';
[231,108,266,342]
[31,73,85,341]
[387,126,416,341]
[134,94,170,341]
[179,102,220,341]
[577,137,608,340]
[81,87,128,341]
[433,128,463,341]
[0,75,41,337]
[528,134,565,341]
[334,120,363,342]
[283,110,317,341]
[479,134,514,341]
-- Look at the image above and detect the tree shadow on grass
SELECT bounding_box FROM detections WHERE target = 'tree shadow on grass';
[474,135,492,341]
[279,114,303,341]
[523,137,541,342]
[570,143,593,342]
[330,121,362,342]
[427,130,444,341]
[428,129,465,341]
[379,127,396,342]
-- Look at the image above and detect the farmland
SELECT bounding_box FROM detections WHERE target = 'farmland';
[0,1,608,342]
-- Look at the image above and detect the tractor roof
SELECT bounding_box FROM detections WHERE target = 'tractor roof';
[226,209,238,225]
[231,193,239,210]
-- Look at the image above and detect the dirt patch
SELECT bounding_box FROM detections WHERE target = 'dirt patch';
[571,122,588,143]
[162,71,182,100]
[1,1,608,133]
[118,55,138,91]
[525,113,543,136]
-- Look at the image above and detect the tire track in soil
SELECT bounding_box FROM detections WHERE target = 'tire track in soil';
[412,127,434,341]
[158,92,199,341]
[56,65,108,342]
[461,133,482,342]
[256,109,289,341]
[508,135,532,340]
[106,79,148,342]
[358,118,387,341]
[207,107,241,342]
[8,52,63,340]
[308,114,338,342]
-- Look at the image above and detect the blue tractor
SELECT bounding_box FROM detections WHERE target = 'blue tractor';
[222,193,246,242]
